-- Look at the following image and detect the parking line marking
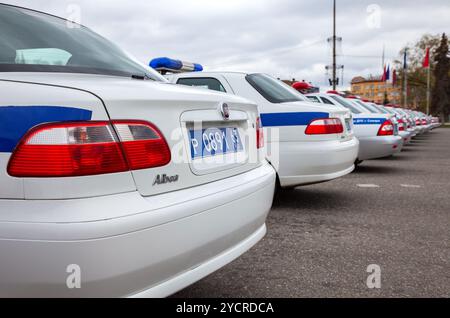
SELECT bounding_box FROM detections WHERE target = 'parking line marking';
[357,184,380,188]
[400,184,421,188]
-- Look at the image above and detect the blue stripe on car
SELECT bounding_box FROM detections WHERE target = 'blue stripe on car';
[0,106,92,153]
[260,112,329,127]
[353,118,385,125]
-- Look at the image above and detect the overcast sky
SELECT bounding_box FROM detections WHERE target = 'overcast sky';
[3,0,450,89]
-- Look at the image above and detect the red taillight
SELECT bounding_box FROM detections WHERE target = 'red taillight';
[416,119,422,126]
[398,119,405,131]
[421,119,427,125]
[256,117,264,149]
[305,118,343,135]
[377,120,394,136]
[113,120,171,170]
[7,120,170,178]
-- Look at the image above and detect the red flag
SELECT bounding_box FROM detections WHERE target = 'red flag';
[422,47,430,68]
[392,69,397,86]
[381,64,386,81]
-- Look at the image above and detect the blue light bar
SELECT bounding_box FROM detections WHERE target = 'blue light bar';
[193,63,203,72]
[150,57,182,70]
[149,57,203,73]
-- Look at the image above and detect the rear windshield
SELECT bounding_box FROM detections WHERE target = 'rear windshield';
[395,108,407,116]
[0,4,165,81]
[354,100,381,113]
[328,95,362,114]
[306,95,320,103]
[371,104,389,114]
[246,73,306,103]
[383,107,396,114]
[176,77,227,92]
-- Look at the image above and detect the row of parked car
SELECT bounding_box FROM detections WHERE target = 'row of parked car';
[168,71,440,171]
[0,4,441,297]
[305,92,440,161]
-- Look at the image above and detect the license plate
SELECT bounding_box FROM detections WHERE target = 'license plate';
[189,127,243,159]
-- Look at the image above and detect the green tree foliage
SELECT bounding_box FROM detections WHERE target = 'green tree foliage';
[431,33,450,121]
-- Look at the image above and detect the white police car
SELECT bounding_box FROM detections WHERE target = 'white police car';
[306,93,403,163]
[373,105,416,144]
[0,4,276,297]
[347,98,414,146]
[411,110,433,134]
[167,72,359,187]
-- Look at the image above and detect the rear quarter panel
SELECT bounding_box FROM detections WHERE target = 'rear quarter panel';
[0,79,136,199]
[352,114,389,138]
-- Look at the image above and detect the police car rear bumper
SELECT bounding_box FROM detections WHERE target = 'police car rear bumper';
[358,135,403,160]
[0,162,275,297]
[399,130,412,145]
[276,136,359,187]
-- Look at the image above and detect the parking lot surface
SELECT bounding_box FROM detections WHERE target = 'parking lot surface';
[175,128,450,298]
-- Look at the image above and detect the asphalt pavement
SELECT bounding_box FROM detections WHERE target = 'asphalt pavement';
[174,128,450,298]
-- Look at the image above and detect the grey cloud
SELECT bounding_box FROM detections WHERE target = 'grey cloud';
[2,0,449,89]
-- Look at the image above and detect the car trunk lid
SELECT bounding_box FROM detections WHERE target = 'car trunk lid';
[0,73,262,197]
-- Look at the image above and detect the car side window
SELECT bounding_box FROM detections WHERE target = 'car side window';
[307,96,320,103]
[15,48,72,66]
[177,77,227,93]
[320,97,334,105]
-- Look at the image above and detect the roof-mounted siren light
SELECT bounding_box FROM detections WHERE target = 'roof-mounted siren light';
[292,81,319,94]
[292,82,312,90]
[326,90,343,96]
[149,57,203,74]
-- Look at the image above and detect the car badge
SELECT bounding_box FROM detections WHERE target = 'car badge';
[220,103,230,120]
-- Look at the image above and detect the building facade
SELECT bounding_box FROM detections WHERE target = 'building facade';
[351,76,402,105]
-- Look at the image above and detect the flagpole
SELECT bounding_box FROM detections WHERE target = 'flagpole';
[332,0,337,90]
[403,73,408,107]
[384,65,388,104]
[403,50,408,108]
[426,64,431,115]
